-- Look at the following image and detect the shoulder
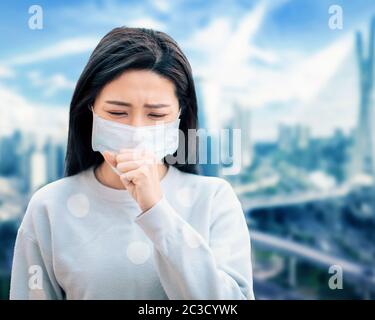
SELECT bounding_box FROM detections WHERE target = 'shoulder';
[19,171,86,235]
[170,167,244,224]
[173,165,229,185]
[171,166,237,200]
[29,172,84,208]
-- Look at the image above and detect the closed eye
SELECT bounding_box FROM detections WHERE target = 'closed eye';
[108,111,128,116]
[149,114,167,118]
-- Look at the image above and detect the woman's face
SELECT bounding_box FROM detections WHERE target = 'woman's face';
[93,69,180,126]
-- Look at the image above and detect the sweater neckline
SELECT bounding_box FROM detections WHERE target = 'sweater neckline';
[81,164,177,203]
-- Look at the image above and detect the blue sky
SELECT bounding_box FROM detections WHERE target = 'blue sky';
[1,0,375,140]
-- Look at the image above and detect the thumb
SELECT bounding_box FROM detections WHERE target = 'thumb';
[102,151,117,168]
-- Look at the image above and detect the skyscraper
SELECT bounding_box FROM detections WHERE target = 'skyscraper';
[350,17,375,180]
[195,77,220,177]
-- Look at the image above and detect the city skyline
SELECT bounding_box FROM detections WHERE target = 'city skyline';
[1,0,375,300]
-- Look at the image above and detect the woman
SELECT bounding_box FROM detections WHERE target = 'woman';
[10,27,254,300]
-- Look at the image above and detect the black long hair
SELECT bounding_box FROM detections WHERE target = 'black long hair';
[64,27,199,177]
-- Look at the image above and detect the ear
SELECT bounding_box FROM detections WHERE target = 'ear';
[102,151,117,168]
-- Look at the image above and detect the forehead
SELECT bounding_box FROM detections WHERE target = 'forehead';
[98,69,178,104]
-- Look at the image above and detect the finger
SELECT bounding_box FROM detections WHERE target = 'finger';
[123,166,147,184]
[119,148,147,157]
[120,173,133,189]
[126,148,154,156]
[140,150,162,164]
[116,150,145,163]
[122,149,160,164]
[103,151,117,167]
[116,159,145,173]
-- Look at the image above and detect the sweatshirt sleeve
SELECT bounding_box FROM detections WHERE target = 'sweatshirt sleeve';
[134,179,255,300]
[9,228,64,300]
[9,196,65,300]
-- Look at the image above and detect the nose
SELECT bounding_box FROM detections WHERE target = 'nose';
[128,114,145,127]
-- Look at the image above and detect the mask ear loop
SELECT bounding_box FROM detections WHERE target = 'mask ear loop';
[89,105,100,120]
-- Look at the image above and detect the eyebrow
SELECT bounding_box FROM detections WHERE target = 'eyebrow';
[105,100,171,109]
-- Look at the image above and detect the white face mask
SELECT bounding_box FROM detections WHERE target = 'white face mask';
[91,107,181,175]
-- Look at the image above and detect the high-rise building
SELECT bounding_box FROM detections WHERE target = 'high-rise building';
[195,77,220,177]
[277,124,310,153]
[224,102,252,175]
[350,17,375,180]
[278,124,295,153]
[0,130,21,176]
[44,137,65,182]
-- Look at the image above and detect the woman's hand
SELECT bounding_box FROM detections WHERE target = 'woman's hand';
[103,149,164,213]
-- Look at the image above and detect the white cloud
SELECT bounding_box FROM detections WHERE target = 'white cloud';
[4,8,166,67]
[126,17,166,30]
[5,37,99,66]
[27,71,75,97]
[151,0,171,13]
[245,34,353,106]
[0,65,15,78]
[0,0,358,142]
[291,50,358,137]
[0,84,68,138]
[183,1,354,139]
[59,1,166,31]
[183,2,270,129]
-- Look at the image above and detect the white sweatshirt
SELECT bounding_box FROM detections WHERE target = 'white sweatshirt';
[9,164,255,300]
